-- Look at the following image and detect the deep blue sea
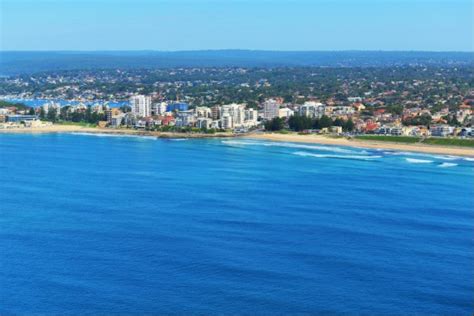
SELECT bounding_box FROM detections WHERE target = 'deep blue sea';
[1,133,473,315]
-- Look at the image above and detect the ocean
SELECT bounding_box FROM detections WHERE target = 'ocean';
[0,133,473,314]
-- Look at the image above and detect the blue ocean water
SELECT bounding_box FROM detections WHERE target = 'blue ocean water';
[0,134,473,315]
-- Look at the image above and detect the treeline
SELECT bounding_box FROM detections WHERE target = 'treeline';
[265,115,355,132]
[0,100,32,111]
[40,105,106,124]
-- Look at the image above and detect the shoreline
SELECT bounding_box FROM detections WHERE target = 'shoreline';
[1,126,474,157]
[248,133,474,157]
[0,125,235,139]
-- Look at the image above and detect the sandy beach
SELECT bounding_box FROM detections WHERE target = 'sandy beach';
[2,126,474,157]
[0,125,234,138]
[248,133,474,157]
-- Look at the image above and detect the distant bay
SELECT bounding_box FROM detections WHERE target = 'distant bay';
[1,97,129,108]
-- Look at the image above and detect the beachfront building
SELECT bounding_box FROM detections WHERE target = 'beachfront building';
[431,125,454,137]
[211,106,221,120]
[6,114,39,123]
[42,102,61,117]
[221,114,233,130]
[279,107,294,118]
[195,106,212,118]
[152,102,168,116]
[299,101,325,118]
[196,117,213,129]
[263,99,279,120]
[175,110,196,127]
[130,95,151,117]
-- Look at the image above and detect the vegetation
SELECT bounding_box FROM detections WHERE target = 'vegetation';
[0,100,29,110]
[355,135,421,143]
[355,135,474,147]
[264,117,285,131]
[287,115,354,132]
[422,138,474,147]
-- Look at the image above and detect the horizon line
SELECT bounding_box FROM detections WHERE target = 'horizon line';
[1,49,473,53]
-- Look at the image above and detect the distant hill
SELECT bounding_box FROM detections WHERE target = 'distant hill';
[1,50,472,75]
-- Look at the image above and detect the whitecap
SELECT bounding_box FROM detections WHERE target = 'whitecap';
[464,157,474,162]
[293,151,381,161]
[71,132,156,140]
[438,163,458,168]
[405,158,433,164]
[223,140,361,154]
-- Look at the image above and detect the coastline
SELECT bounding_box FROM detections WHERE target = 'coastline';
[0,125,234,138]
[247,133,474,157]
[1,126,474,157]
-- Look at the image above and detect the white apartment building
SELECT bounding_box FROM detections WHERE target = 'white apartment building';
[42,102,61,117]
[279,107,294,118]
[299,101,325,118]
[222,103,246,127]
[152,102,167,116]
[431,125,454,137]
[221,114,234,129]
[263,99,279,120]
[130,95,151,117]
[196,117,213,129]
[175,110,196,127]
[195,106,212,118]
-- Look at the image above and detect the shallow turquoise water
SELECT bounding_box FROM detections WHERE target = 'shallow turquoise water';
[1,133,473,314]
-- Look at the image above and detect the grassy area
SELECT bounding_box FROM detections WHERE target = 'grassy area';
[355,135,474,147]
[54,121,97,128]
[356,135,421,143]
[422,138,474,147]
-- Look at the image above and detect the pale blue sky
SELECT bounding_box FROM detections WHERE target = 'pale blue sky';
[0,0,472,51]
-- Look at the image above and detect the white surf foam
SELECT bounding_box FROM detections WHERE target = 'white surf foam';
[71,132,156,140]
[293,151,381,161]
[438,163,458,168]
[405,158,433,164]
[222,140,361,154]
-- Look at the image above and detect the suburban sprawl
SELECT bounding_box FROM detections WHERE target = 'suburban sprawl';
[1,64,473,148]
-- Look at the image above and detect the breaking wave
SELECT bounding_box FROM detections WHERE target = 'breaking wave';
[293,151,382,161]
[71,132,156,140]
[438,163,458,168]
[405,158,433,164]
[222,140,361,154]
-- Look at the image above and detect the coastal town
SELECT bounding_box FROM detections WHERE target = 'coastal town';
[1,95,473,138]
[0,65,473,139]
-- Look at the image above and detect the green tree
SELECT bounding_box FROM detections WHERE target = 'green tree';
[288,115,313,131]
[39,107,46,120]
[46,108,57,122]
[319,115,333,128]
[343,119,355,132]
[264,117,285,131]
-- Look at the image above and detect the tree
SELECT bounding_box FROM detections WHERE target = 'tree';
[265,117,285,131]
[343,119,355,132]
[28,108,35,115]
[288,115,313,131]
[333,118,345,127]
[319,115,333,128]
[47,108,57,122]
[39,107,46,120]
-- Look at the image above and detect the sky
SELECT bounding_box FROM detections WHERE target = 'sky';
[0,0,472,51]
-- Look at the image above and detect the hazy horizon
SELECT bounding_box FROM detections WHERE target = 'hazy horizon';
[1,49,473,53]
